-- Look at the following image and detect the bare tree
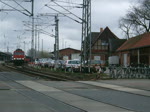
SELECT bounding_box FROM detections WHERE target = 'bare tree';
[27,49,51,58]
[27,48,35,57]
[119,18,132,39]
[38,51,50,58]
[119,0,150,39]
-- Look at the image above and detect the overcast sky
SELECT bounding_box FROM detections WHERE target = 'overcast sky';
[0,0,138,54]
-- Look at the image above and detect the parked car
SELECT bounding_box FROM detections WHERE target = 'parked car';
[82,60,105,73]
[90,60,106,72]
[48,60,55,68]
[34,58,42,66]
[48,60,65,69]
[57,60,65,69]
[64,60,81,72]
[41,58,52,67]
[34,58,52,67]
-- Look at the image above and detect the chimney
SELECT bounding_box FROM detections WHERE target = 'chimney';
[100,28,103,33]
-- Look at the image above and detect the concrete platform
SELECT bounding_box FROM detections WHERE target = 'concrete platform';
[79,81,150,97]
[38,80,150,112]
[0,71,150,112]
[17,81,133,112]
[99,79,150,91]
[0,90,54,112]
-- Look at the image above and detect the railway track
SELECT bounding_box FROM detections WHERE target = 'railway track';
[4,64,74,81]
[0,65,12,72]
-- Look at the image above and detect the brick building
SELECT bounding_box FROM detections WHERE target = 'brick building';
[58,48,81,60]
[117,32,150,67]
[91,27,125,65]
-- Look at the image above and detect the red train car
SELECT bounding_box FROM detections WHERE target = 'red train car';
[13,49,25,65]
[24,56,32,63]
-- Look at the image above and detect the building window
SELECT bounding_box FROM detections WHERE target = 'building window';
[102,40,108,45]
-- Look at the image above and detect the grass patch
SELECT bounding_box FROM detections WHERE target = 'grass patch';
[32,67,109,81]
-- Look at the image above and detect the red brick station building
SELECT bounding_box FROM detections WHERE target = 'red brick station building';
[55,27,150,67]
[117,32,150,66]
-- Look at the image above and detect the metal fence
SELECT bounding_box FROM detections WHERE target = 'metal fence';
[109,66,150,79]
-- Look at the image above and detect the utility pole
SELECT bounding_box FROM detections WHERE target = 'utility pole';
[35,25,37,58]
[42,39,43,55]
[55,15,59,62]
[0,0,34,57]
[4,35,6,52]
[38,13,59,62]
[81,0,91,72]
[23,41,26,55]
[7,42,9,53]
[38,32,40,52]
[31,0,34,59]
[7,46,9,53]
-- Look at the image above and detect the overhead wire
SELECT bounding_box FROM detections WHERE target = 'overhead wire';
[52,1,83,21]
[36,0,52,14]
[52,0,82,5]
[0,3,8,21]
[0,0,22,20]
[45,4,81,8]
[24,22,55,38]
[1,0,83,52]
[35,0,56,35]
[36,14,56,30]
[0,0,30,16]
[12,0,31,15]
[36,0,83,39]
[45,4,82,24]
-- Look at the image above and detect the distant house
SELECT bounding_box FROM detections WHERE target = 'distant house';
[58,48,81,60]
[117,32,150,67]
[91,27,125,65]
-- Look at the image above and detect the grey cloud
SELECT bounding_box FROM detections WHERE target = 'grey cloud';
[0,0,138,53]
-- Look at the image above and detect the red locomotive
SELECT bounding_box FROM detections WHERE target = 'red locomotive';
[13,49,25,65]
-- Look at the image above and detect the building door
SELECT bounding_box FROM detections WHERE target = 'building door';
[123,54,127,67]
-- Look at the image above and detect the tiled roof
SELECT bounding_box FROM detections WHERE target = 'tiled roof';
[92,27,119,46]
[51,48,81,53]
[117,32,150,51]
[91,32,100,44]
[59,47,80,51]
[109,39,126,52]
